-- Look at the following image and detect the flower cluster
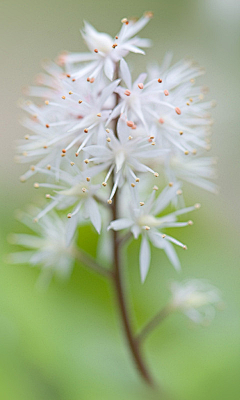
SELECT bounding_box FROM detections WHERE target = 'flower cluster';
[13,11,220,324]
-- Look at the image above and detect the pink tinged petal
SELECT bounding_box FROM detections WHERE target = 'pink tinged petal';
[108,218,134,231]
[140,235,151,283]
[120,59,132,89]
[104,58,115,80]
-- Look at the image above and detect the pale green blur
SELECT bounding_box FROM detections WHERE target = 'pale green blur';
[0,0,240,399]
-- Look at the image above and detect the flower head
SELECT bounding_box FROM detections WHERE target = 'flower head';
[170,279,222,324]
[108,184,199,282]
[60,14,152,81]
[9,209,75,285]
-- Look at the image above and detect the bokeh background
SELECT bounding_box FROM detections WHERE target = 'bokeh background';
[1,0,240,399]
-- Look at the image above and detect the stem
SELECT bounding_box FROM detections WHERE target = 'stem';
[74,248,112,279]
[111,189,155,386]
[137,305,172,344]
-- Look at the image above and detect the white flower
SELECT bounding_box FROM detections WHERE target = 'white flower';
[108,184,199,282]
[33,160,105,240]
[60,14,152,81]
[146,54,215,155]
[9,209,75,285]
[84,115,165,202]
[170,279,222,324]
[164,152,218,193]
[107,58,173,127]
[18,77,121,181]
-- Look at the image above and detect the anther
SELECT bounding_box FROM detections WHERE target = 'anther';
[188,220,193,226]
[177,189,182,195]
[94,49,98,53]
[124,90,131,96]
[138,83,144,89]
[190,98,193,102]
[158,78,162,83]
[183,245,187,250]
[115,36,118,39]
[153,185,158,191]
[62,149,66,153]
[84,128,89,133]
[112,43,118,48]
[62,96,66,100]
[34,183,39,189]
[84,159,89,164]
[179,131,183,135]
[192,149,197,155]
[159,118,164,124]
[132,124,137,129]
[67,213,72,218]
[184,150,189,155]
[135,178,140,182]
[144,11,153,18]
[175,107,181,115]
[66,74,71,78]
[106,128,110,133]
[24,135,29,140]
[47,164,51,170]
[46,124,49,128]
[97,113,101,117]
[75,153,79,157]
[46,194,51,199]
[140,202,144,206]
[20,176,26,182]
[82,187,87,193]
[102,182,107,187]
[107,199,112,204]
[30,166,35,171]
[168,182,173,187]
[61,153,66,157]
[164,90,169,96]
[86,177,90,182]
[72,78,76,82]
[70,162,75,166]
[121,18,128,24]
[43,145,48,149]
[128,135,133,140]
[151,142,156,145]
[150,135,155,139]
[90,78,95,83]
[194,203,201,209]
[162,234,166,238]
[154,172,159,177]
[106,137,111,142]
[131,183,135,187]
[87,77,90,82]
[45,100,49,105]
[186,101,190,106]
[127,120,134,127]
[69,91,73,95]
[145,226,150,231]
[78,100,82,103]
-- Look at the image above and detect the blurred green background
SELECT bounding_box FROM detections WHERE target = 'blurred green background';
[1,0,240,399]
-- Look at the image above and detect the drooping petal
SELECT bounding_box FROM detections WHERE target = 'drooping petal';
[108,218,134,231]
[140,235,151,283]
[120,58,132,89]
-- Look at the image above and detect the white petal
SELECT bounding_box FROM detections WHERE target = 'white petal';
[104,58,115,80]
[85,197,101,233]
[163,241,181,271]
[108,218,133,231]
[120,58,132,88]
[66,215,78,247]
[140,236,151,283]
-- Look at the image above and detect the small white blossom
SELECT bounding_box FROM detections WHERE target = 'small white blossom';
[84,115,165,201]
[60,14,152,81]
[9,209,75,285]
[170,279,222,324]
[108,184,199,282]
[33,160,104,240]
